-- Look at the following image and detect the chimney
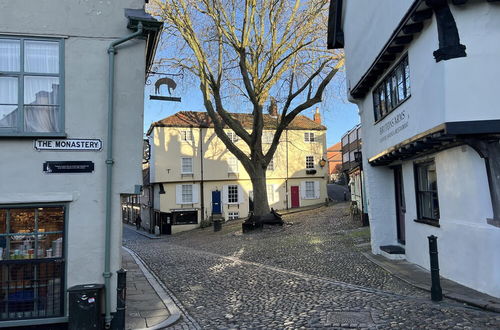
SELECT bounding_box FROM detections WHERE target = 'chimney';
[268,97,278,117]
[313,107,321,124]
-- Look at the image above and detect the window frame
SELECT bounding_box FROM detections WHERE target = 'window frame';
[180,130,193,142]
[0,36,65,137]
[226,130,238,143]
[262,131,274,144]
[181,184,193,204]
[267,157,275,171]
[181,157,193,174]
[0,203,67,321]
[227,184,239,204]
[373,55,410,123]
[305,156,315,169]
[305,181,315,199]
[228,212,239,220]
[414,160,440,223]
[227,156,239,173]
[304,132,315,143]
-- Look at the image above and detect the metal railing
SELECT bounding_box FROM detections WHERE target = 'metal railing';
[0,258,65,320]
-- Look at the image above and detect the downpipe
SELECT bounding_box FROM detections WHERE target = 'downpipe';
[104,22,144,329]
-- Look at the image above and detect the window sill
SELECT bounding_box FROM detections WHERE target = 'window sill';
[0,132,67,139]
[414,218,440,228]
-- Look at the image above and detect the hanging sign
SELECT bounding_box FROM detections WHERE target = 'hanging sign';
[34,139,102,151]
[43,161,95,174]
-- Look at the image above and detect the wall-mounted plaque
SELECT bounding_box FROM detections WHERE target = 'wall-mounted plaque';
[43,161,95,174]
[35,139,102,151]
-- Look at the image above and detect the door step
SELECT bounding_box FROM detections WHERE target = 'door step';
[380,245,406,260]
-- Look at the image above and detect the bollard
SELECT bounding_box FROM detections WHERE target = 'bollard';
[114,268,127,330]
[428,235,443,301]
[343,191,347,201]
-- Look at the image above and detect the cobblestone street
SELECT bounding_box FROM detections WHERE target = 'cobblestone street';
[123,203,500,329]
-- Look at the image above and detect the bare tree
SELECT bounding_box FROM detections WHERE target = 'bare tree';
[150,0,344,216]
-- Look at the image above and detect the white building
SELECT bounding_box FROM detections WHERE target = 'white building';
[329,0,500,298]
[0,0,161,328]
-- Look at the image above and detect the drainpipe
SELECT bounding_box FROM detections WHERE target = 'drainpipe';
[104,22,144,328]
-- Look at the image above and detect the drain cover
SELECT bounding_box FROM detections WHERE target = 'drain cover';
[326,311,374,325]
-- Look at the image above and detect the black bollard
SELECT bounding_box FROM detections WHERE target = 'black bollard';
[428,235,443,301]
[343,191,347,201]
[113,268,127,330]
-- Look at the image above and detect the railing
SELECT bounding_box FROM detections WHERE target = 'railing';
[0,258,65,321]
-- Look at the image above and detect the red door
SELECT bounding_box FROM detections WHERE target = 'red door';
[291,186,300,208]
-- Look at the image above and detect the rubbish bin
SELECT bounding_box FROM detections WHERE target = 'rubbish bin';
[213,220,222,232]
[68,284,104,330]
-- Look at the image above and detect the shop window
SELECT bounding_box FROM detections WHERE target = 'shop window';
[415,160,440,222]
[373,56,410,122]
[305,156,314,169]
[181,157,193,174]
[0,206,65,320]
[0,37,64,136]
[304,132,315,142]
[173,211,197,225]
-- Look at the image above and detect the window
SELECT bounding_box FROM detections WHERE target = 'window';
[267,158,275,171]
[173,211,197,225]
[228,156,239,173]
[181,157,193,174]
[226,130,238,143]
[267,184,276,203]
[415,160,440,221]
[181,130,193,142]
[0,37,64,135]
[263,131,274,144]
[305,181,315,199]
[182,184,193,203]
[227,185,238,204]
[373,56,410,122]
[342,152,349,163]
[0,206,65,320]
[304,132,315,142]
[341,134,349,147]
[228,212,239,220]
[306,156,314,169]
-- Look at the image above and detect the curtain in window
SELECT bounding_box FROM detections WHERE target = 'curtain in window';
[0,77,18,127]
[24,40,59,74]
[24,76,59,132]
[0,39,20,72]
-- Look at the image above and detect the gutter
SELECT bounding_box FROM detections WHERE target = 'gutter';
[104,22,144,328]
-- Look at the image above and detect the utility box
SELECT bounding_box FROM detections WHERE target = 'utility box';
[68,284,104,330]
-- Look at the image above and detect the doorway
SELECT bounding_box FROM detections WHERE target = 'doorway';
[393,166,406,244]
[212,190,222,214]
[160,212,172,235]
[291,186,300,208]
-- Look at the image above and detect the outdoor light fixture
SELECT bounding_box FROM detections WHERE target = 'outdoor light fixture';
[319,158,327,167]
[354,151,362,163]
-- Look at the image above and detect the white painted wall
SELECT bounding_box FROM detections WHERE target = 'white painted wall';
[0,0,147,317]
[342,1,500,297]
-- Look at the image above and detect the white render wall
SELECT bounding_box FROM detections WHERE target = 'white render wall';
[342,1,500,297]
[0,0,146,314]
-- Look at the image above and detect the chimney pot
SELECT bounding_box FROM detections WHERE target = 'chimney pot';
[313,107,321,124]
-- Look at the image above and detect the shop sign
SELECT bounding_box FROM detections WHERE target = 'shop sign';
[34,139,102,151]
[43,161,95,174]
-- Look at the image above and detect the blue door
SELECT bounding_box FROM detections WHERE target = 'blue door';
[212,190,222,214]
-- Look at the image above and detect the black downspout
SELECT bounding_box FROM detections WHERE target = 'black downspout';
[285,129,289,210]
[200,128,205,222]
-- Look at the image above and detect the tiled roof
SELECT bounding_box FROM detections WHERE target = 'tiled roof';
[147,111,326,134]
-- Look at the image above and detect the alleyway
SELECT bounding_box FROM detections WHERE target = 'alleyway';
[123,203,500,329]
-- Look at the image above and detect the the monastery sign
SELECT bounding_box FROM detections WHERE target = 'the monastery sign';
[34,139,102,151]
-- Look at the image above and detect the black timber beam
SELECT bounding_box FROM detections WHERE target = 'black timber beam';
[411,8,433,22]
[402,22,424,34]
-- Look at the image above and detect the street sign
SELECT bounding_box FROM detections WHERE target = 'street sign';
[43,161,95,174]
[34,139,102,151]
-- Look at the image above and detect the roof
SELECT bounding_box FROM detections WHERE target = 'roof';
[327,142,342,153]
[147,111,326,135]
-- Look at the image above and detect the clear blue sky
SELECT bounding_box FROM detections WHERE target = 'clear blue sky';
[143,72,360,147]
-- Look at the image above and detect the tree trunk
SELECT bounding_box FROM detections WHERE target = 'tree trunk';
[249,163,271,216]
